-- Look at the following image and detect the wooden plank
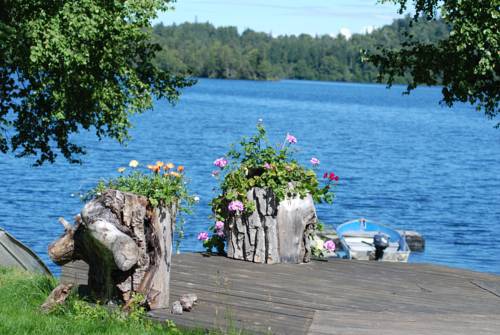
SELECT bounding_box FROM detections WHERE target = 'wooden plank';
[169,285,316,317]
[60,260,88,286]
[471,280,500,298]
[169,261,498,314]
[60,253,500,335]
[150,302,313,335]
[308,311,500,335]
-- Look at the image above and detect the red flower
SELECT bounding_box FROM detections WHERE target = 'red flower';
[324,171,339,182]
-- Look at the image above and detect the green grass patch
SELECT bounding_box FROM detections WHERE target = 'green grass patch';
[0,267,243,335]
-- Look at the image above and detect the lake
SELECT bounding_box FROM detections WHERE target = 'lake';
[1,79,499,275]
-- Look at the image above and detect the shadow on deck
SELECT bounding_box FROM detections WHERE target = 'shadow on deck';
[61,253,500,335]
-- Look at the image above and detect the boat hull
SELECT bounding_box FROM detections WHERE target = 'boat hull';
[0,228,52,275]
[348,249,410,262]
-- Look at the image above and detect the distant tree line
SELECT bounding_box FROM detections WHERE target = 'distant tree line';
[152,16,449,83]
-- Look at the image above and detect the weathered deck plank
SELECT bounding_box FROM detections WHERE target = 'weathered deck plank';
[308,311,500,335]
[61,253,500,335]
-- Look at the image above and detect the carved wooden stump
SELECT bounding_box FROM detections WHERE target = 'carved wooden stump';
[225,188,317,264]
[48,189,176,309]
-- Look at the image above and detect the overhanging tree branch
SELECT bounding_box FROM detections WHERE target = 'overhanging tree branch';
[371,0,499,124]
[0,0,194,165]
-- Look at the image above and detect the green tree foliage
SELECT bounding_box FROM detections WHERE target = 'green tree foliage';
[0,0,193,165]
[151,17,449,84]
[370,0,499,122]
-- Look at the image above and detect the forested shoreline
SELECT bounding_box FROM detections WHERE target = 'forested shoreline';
[152,16,449,83]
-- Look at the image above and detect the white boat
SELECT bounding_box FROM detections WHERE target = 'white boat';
[0,227,52,275]
[336,218,410,262]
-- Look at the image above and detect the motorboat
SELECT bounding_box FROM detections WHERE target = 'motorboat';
[336,218,410,262]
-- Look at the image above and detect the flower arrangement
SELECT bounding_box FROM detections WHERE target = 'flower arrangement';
[91,160,194,249]
[310,235,337,258]
[93,160,193,208]
[201,123,339,254]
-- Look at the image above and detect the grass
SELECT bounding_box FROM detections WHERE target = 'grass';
[0,267,245,335]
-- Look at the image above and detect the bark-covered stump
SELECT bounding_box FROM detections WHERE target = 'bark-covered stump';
[225,188,317,264]
[48,189,176,309]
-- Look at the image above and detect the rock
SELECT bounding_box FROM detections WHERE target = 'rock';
[171,301,183,315]
[399,230,425,252]
[225,187,317,264]
[179,293,198,311]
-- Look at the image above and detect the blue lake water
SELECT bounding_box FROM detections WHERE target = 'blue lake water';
[1,79,499,275]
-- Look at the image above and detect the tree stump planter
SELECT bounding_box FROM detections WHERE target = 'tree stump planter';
[225,187,317,264]
[48,189,176,309]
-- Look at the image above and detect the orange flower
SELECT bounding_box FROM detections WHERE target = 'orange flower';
[170,171,181,178]
[166,162,174,170]
[155,161,164,168]
[177,165,184,172]
[147,164,160,173]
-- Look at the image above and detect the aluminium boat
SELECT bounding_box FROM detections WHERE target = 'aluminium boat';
[0,227,52,275]
[336,218,410,262]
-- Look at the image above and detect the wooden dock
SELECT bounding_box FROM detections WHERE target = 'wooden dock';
[61,253,500,335]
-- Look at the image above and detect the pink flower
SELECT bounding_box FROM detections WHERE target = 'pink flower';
[215,221,224,230]
[211,170,220,177]
[324,240,336,252]
[213,157,228,168]
[197,232,209,241]
[228,200,244,212]
[286,133,297,144]
[310,157,320,166]
[215,221,225,237]
[264,162,272,170]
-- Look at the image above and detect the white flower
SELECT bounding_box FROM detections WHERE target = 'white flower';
[311,236,324,250]
[194,196,200,202]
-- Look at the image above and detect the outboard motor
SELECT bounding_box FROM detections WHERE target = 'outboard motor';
[373,234,389,260]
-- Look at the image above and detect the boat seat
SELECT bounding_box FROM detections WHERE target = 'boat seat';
[347,243,373,251]
[345,238,400,253]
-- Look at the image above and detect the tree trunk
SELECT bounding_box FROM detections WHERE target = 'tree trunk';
[225,188,317,264]
[48,189,176,309]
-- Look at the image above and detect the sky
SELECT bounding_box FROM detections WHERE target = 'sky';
[155,0,405,38]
